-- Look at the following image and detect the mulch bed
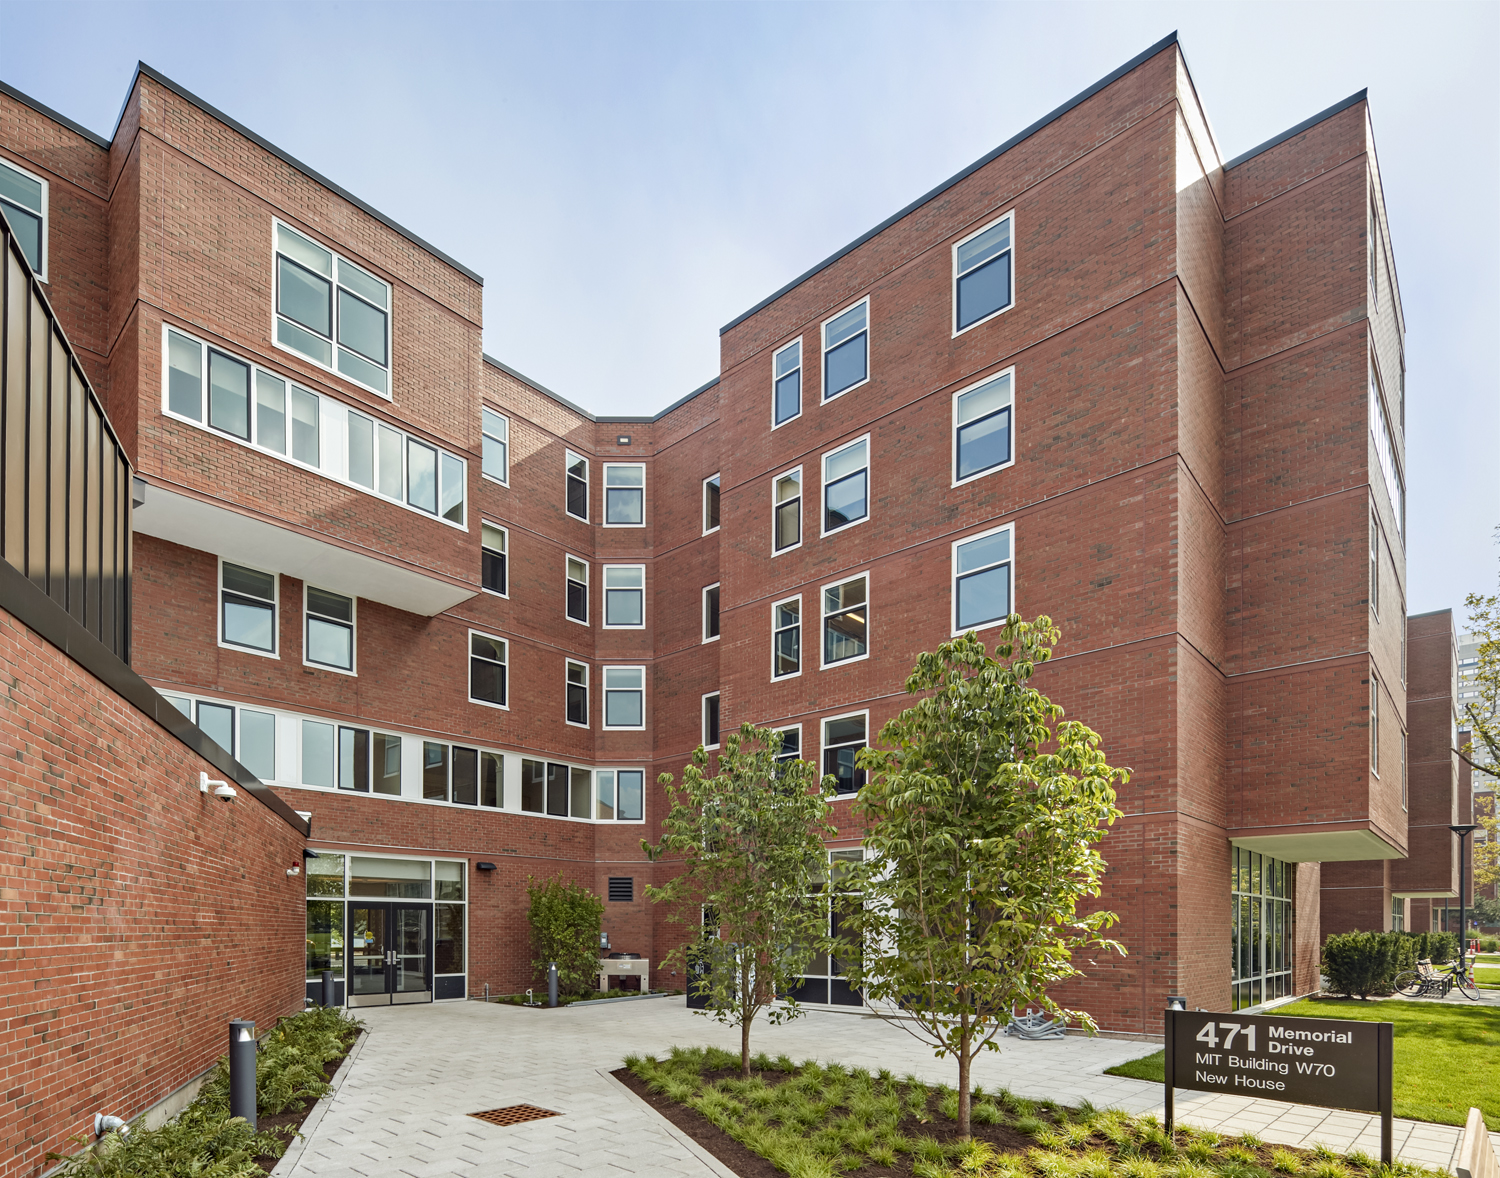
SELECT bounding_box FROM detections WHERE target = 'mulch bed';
[251,1037,357,1174]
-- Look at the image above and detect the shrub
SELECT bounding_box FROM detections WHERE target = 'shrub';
[1321,932,1404,997]
[525,874,605,996]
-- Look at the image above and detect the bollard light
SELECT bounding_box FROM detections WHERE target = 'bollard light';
[548,962,559,1008]
[229,1019,256,1130]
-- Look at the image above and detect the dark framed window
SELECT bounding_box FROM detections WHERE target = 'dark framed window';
[220,562,277,654]
[338,726,370,792]
[953,369,1013,483]
[208,350,251,441]
[774,725,801,765]
[703,474,721,533]
[604,666,645,729]
[604,463,645,526]
[773,339,802,425]
[822,299,869,401]
[482,408,509,483]
[703,584,720,641]
[197,701,235,757]
[822,575,868,667]
[566,660,589,727]
[952,526,1012,634]
[823,713,867,794]
[703,692,720,749]
[822,439,868,534]
[469,632,507,707]
[481,523,507,595]
[953,211,1014,333]
[773,596,800,678]
[566,557,589,624]
[305,587,355,672]
[0,157,47,277]
[774,468,802,552]
[604,566,645,628]
[274,221,391,396]
[566,451,589,521]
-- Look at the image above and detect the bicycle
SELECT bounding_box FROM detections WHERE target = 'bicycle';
[1393,956,1480,1001]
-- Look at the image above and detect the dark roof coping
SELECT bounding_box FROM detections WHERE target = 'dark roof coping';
[717,31,1181,336]
[483,353,717,425]
[0,78,112,148]
[1222,89,1368,171]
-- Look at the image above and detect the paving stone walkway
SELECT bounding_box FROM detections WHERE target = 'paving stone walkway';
[273,996,1494,1177]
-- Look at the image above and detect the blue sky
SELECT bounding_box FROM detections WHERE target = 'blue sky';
[2,1,1495,614]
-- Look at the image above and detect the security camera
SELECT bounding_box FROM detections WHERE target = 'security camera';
[213,782,238,801]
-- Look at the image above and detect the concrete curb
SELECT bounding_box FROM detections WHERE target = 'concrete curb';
[268,1028,370,1177]
[597,1067,740,1178]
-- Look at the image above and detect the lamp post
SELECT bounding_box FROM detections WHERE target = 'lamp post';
[1450,824,1479,953]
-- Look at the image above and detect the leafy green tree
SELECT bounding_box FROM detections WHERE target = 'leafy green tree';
[839,621,1127,1138]
[1461,579,1500,896]
[645,723,836,1077]
[526,875,605,996]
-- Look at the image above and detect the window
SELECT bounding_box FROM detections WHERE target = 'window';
[481,523,508,596]
[703,583,720,642]
[772,595,801,679]
[1391,896,1404,932]
[703,692,721,749]
[197,701,235,757]
[604,565,645,628]
[566,557,589,624]
[604,463,646,526]
[604,666,645,730]
[0,156,47,278]
[773,339,802,426]
[523,763,589,818]
[338,726,370,791]
[481,408,509,484]
[374,732,403,796]
[774,725,801,765]
[220,561,277,655]
[822,574,869,668]
[566,661,589,727]
[423,741,450,801]
[596,769,645,821]
[273,221,391,396]
[565,451,589,521]
[952,525,1013,634]
[609,877,635,902]
[469,632,507,708]
[1369,510,1380,617]
[822,298,868,402]
[953,369,1014,484]
[773,468,802,554]
[953,211,1014,333]
[305,587,355,673]
[1231,847,1293,1010]
[822,713,867,795]
[1369,359,1404,539]
[703,474,721,534]
[1371,677,1380,774]
[1368,192,1379,309]
[303,720,335,787]
[1401,733,1408,811]
[822,438,869,535]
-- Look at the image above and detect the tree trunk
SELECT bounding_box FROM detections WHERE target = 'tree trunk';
[741,957,753,1077]
[957,1017,972,1139]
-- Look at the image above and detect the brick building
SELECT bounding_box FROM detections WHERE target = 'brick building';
[1,27,1411,1100]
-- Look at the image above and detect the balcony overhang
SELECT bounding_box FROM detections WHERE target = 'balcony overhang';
[133,482,476,616]
[1393,890,1459,899]
[1230,824,1404,864]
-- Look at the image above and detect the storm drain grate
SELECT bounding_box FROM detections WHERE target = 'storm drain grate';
[468,1104,561,1128]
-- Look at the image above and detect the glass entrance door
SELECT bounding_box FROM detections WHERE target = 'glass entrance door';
[348,904,431,1006]
[391,905,431,1004]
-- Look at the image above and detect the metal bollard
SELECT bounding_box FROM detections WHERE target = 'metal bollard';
[229,1019,257,1130]
[322,969,335,1008]
[548,962,558,1008]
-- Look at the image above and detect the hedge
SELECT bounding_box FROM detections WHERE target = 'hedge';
[1321,929,1459,998]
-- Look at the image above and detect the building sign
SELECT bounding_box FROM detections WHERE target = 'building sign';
[1164,1009,1393,1162]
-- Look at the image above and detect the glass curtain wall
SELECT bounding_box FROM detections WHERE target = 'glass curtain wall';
[1230,847,1294,1011]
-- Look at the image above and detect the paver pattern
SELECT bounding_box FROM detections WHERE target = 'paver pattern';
[275,997,1494,1177]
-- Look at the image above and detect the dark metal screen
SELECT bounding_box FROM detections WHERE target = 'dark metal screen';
[0,209,132,661]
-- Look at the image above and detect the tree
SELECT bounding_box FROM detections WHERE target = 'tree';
[645,723,837,1077]
[1461,580,1500,897]
[838,620,1128,1139]
[526,875,605,997]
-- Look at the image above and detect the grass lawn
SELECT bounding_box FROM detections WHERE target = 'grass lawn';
[1103,998,1500,1127]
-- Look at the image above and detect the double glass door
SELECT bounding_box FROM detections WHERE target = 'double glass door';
[349,904,431,1006]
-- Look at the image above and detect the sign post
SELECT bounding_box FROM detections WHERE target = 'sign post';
[1164,1009,1394,1165]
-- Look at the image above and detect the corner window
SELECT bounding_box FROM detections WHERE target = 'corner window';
[703,692,721,749]
[822,299,869,402]
[822,573,869,668]
[822,437,869,535]
[773,339,802,426]
[703,474,721,534]
[481,523,508,596]
[220,561,277,656]
[566,660,589,727]
[772,595,801,679]
[953,369,1014,484]
[274,221,391,396]
[481,408,509,484]
[305,587,355,673]
[595,769,644,821]
[953,211,1014,333]
[566,557,589,624]
[604,463,645,526]
[565,451,589,521]
[604,666,646,730]
[0,156,47,279]
[823,712,868,794]
[952,525,1013,635]
[469,631,507,708]
[604,565,645,628]
[703,583,720,642]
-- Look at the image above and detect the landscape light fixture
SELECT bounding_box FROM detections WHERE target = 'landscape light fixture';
[198,771,237,801]
[1166,995,1187,1011]
[616,435,631,446]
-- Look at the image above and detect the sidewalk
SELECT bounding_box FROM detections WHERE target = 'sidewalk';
[275,997,1495,1177]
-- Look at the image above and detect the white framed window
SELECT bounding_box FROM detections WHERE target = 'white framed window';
[703,473,721,534]
[566,556,589,625]
[703,583,721,642]
[272,219,391,397]
[773,467,802,554]
[952,368,1014,485]
[822,436,869,536]
[566,660,589,728]
[1369,509,1380,618]
[1368,191,1379,309]
[481,522,508,597]
[481,407,509,485]
[162,326,466,528]
[773,723,802,765]
[772,594,801,679]
[468,631,508,709]
[821,298,869,402]
[773,338,802,426]
[219,559,278,658]
[822,711,868,795]
[1371,676,1380,775]
[595,768,645,821]
[1369,358,1404,541]
[603,565,646,628]
[702,692,721,749]
[821,572,869,669]
[603,666,646,730]
[952,210,1014,335]
[0,155,48,280]
[1401,732,1408,811]
[565,450,589,521]
[304,586,355,674]
[952,524,1013,635]
[604,462,646,527]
